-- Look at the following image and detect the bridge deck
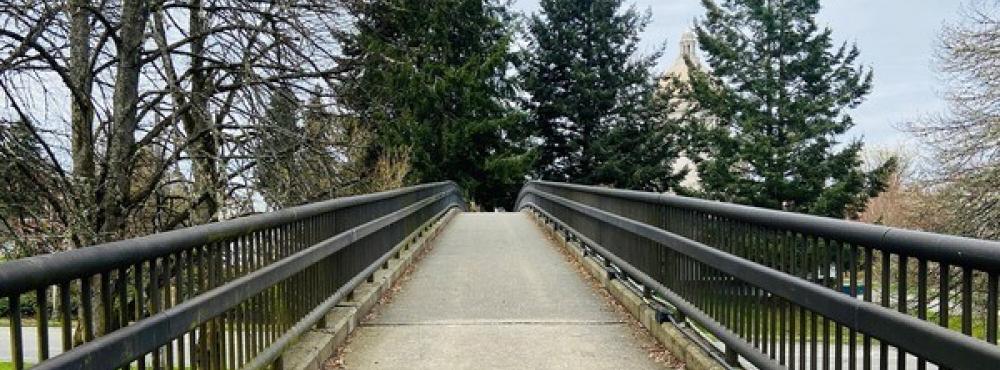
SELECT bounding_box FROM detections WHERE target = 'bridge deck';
[335,212,670,369]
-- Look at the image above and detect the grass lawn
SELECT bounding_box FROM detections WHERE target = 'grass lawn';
[0,362,30,370]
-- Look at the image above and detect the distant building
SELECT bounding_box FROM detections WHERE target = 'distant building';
[661,31,707,190]
[664,31,703,83]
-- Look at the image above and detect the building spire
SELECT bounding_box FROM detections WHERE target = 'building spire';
[679,31,700,65]
[663,30,702,81]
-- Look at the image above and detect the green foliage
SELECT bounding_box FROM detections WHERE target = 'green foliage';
[591,82,688,193]
[335,0,532,209]
[521,0,681,191]
[255,86,303,207]
[254,87,374,208]
[685,0,894,218]
[0,294,37,317]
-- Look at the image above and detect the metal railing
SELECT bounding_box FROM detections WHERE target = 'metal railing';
[517,181,1000,370]
[0,182,463,370]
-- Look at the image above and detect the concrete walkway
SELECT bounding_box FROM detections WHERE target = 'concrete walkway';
[336,212,667,369]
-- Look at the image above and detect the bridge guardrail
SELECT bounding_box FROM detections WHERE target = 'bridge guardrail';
[517,180,1000,370]
[1,182,463,370]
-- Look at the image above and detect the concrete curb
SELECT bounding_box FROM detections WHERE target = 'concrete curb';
[528,210,726,370]
[281,208,460,370]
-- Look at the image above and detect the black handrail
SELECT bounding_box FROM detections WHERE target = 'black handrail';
[1,182,464,370]
[0,182,455,296]
[518,181,1000,370]
[524,180,1000,271]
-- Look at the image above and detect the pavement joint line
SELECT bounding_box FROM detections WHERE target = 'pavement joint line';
[359,320,627,327]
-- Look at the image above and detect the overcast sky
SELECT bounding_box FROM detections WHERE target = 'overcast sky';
[511,0,966,148]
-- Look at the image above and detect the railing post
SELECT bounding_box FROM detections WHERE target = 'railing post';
[604,257,616,280]
[725,346,740,367]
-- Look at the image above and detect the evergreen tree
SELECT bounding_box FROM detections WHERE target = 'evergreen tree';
[591,82,687,192]
[255,86,303,207]
[522,0,680,191]
[335,0,531,209]
[254,88,377,208]
[685,0,895,218]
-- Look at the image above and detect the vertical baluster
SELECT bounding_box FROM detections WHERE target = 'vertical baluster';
[236,238,246,367]
[779,232,788,367]
[211,245,223,370]
[810,240,818,370]
[917,259,928,370]
[769,230,778,360]
[961,268,973,335]
[897,254,908,370]
[879,251,889,370]
[251,234,260,358]
[135,261,146,370]
[59,282,72,352]
[845,244,871,370]
[178,252,187,370]
[799,235,807,370]
[754,229,763,351]
[788,237,797,370]
[36,287,50,362]
[821,239,831,370]
[151,258,161,370]
[860,247,871,370]
[834,240,843,370]
[165,255,175,370]
[100,272,113,335]
[9,295,24,370]
[118,267,129,330]
[738,225,747,341]
[82,276,95,342]
[195,246,207,370]
[939,262,950,370]
[988,273,998,345]
[188,249,198,370]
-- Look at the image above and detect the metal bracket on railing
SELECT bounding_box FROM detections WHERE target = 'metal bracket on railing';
[602,258,619,281]
[654,306,676,325]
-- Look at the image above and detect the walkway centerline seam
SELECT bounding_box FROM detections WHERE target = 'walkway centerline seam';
[360,320,627,327]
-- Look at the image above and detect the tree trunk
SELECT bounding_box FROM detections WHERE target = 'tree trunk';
[102,0,149,236]
[186,0,220,225]
[68,0,95,248]
[187,1,224,364]
[72,0,149,346]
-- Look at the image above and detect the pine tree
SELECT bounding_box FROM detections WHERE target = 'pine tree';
[255,86,302,207]
[522,0,679,191]
[590,82,687,192]
[685,0,895,218]
[335,0,531,209]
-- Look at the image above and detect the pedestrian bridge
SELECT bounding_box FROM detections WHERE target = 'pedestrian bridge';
[2,182,1000,370]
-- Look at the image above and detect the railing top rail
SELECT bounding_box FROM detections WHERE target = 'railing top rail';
[517,190,1000,370]
[522,180,1000,271]
[31,188,460,370]
[0,181,459,296]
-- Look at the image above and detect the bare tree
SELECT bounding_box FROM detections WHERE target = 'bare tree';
[1,0,355,251]
[905,0,1000,240]
[1,0,381,351]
